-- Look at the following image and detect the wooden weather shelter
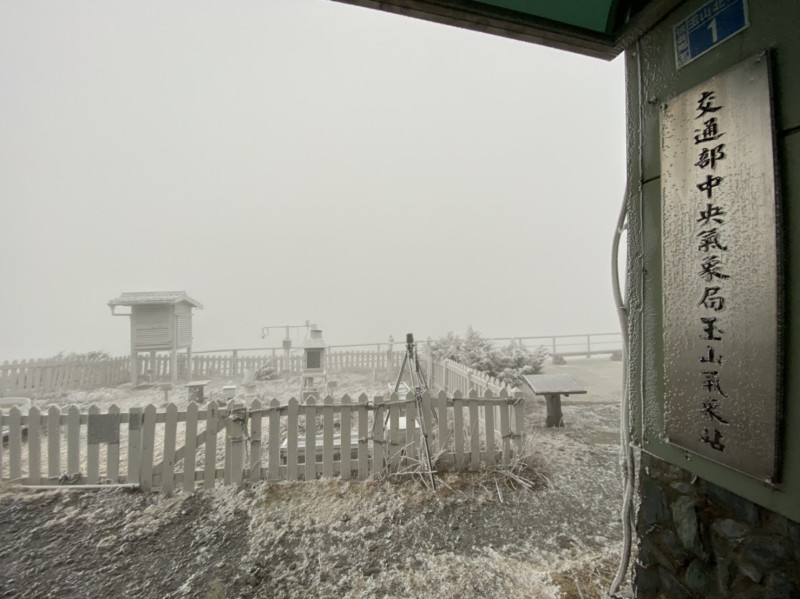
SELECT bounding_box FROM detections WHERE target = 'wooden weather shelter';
[108,291,202,387]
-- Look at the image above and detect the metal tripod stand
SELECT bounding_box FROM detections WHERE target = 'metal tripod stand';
[393,333,436,490]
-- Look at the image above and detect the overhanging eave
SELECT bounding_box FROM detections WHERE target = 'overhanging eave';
[332,0,686,61]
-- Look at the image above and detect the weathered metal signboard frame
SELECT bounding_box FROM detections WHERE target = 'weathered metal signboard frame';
[660,53,780,482]
[674,0,749,69]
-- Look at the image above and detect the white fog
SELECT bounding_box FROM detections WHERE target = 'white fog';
[0,0,626,361]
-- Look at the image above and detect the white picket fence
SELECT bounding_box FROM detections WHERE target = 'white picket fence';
[0,350,406,396]
[0,390,525,491]
[426,358,510,396]
[0,332,622,397]
[0,358,130,396]
[188,349,404,379]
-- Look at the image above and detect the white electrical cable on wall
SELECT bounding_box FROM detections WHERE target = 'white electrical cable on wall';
[609,37,644,598]
[609,182,634,598]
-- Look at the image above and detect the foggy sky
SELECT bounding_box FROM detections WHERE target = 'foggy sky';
[0,0,626,361]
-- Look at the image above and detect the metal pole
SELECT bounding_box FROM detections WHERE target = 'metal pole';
[394,352,409,393]
[405,333,435,490]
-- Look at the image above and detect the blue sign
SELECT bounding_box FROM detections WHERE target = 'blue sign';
[674,0,749,69]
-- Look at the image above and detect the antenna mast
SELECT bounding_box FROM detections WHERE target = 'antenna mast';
[261,321,314,370]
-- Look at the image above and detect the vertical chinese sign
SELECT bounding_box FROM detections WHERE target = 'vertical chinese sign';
[661,53,780,481]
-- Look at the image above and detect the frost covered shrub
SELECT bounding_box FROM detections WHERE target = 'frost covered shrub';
[255,365,277,381]
[491,341,549,387]
[430,327,548,388]
[48,350,112,362]
[429,331,464,362]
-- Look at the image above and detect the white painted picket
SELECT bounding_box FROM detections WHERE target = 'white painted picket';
[0,332,622,397]
[0,350,404,396]
[426,358,509,396]
[0,389,525,491]
[0,357,130,396]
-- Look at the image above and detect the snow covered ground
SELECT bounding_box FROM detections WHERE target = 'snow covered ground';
[0,358,625,598]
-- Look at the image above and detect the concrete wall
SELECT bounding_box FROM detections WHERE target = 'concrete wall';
[625,0,800,595]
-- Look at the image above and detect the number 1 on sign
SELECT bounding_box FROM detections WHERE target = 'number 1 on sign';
[707,18,718,43]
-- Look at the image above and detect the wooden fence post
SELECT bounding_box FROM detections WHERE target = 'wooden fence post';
[323,396,334,479]
[287,398,299,481]
[436,391,448,464]
[388,394,401,472]
[224,401,232,485]
[499,389,512,465]
[67,405,80,479]
[453,390,464,470]
[184,402,198,493]
[228,401,245,486]
[513,390,525,458]
[372,396,385,476]
[140,404,157,492]
[47,406,60,480]
[420,391,434,467]
[204,402,218,489]
[87,405,100,484]
[107,405,121,483]
[128,407,143,485]
[250,398,263,483]
[27,406,41,485]
[484,390,496,467]
[304,398,317,481]
[357,394,369,480]
[341,395,352,479]
[468,390,480,470]
[162,403,178,494]
[268,399,280,482]
[8,407,22,480]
